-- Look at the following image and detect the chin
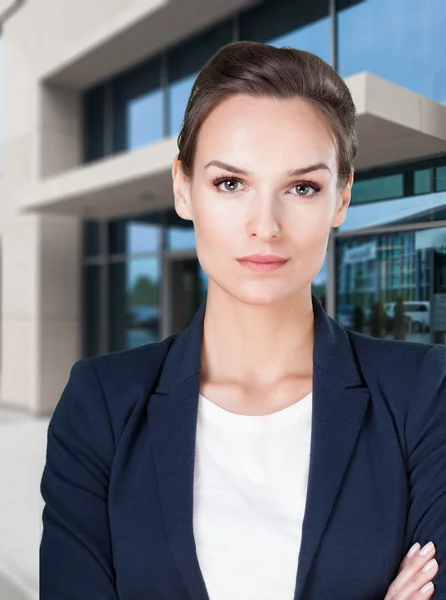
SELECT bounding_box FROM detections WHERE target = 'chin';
[230,282,292,306]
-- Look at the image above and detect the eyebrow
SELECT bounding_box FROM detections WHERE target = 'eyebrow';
[204,160,332,177]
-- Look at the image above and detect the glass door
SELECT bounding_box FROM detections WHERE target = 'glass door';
[164,255,208,336]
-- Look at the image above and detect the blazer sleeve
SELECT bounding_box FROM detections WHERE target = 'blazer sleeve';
[405,344,446,596]
[40,358,119,600]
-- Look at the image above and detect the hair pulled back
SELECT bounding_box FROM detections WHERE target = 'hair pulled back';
[177,41,357,187]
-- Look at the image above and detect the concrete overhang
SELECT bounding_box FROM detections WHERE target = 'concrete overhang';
[17,138,179,220]
[349,72,446,171]
[39,0,257,89]
[17,72,446,220]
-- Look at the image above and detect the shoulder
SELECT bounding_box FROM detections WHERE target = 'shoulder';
[67,334,177,400]
[346,327,435,364]
[50,335,178,446]
[86,334,177,385]
[345,328,446,389]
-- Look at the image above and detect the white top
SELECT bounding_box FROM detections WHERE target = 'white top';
[193,392,313,600]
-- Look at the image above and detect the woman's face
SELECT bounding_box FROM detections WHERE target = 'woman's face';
[173,94,352,306]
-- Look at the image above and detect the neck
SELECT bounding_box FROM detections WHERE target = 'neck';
[201,284,315,387]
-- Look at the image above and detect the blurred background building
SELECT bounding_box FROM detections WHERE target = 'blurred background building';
[1,0,446,417]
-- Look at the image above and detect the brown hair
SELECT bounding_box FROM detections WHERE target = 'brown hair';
[177,41,357,187]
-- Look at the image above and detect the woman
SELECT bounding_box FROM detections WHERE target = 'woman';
[40,42,443,599]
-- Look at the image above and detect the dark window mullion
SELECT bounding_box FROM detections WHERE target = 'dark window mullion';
[430,166,436,192]
[403,169,413,197]
[104,81,114,157]
[161,52,170,138]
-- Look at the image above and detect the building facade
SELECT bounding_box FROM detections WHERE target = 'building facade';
[1,0,446,415]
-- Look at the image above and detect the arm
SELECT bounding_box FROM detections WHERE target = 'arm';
[404,345,446,597]
[40,359,119,600]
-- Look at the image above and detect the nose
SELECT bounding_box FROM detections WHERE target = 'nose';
[246,194,282,241]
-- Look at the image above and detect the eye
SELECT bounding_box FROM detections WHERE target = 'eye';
[290,183,320,197]
[213,177,244,193]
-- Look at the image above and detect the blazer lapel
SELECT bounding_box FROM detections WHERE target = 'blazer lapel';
[293,378,370,599]
[149,298,370,600]
[149,305,210,600]
[293,298,370,600]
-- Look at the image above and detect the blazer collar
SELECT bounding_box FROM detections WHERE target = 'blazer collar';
[154,295,363,395]
[149,296,369,600]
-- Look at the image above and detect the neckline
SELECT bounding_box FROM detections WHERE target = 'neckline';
[198,392,312,429]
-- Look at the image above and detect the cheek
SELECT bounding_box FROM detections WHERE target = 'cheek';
[192,194,238,246]
[192,205,236,270]
[287,202,334,248]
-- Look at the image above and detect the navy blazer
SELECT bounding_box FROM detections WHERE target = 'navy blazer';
[40,297,446,600]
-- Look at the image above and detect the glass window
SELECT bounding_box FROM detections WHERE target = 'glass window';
[336,228,446,344]
[165,208,196,250]
[83,84,106,163]
[83,265,101,357]
[342,161,446,231]
[109,258,160,351]
[83,221,101,257]
[338,0,446,103]
[436,166,446,192]
[240,0,330,63]
[167,21,233,136]
[414,169,432,195]
[112,57,163,152]
[109,214,162,255]
[351,174,404,205]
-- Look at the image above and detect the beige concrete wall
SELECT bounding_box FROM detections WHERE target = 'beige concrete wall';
[15,0,139,75]
[1,2,84,414]
[38,84,82,178]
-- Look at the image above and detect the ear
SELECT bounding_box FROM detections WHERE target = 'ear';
[172,155,193,221]
[331,171,354,229]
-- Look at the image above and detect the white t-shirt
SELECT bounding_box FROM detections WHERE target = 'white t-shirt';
[193,391,313,600]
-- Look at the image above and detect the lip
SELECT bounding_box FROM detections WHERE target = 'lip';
[237,254,288,263]
[236,254,289,273]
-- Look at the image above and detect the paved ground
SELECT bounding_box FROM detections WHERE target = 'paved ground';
[0,409,50,600]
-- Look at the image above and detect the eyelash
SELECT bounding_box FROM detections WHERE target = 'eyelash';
[212,176,322,197]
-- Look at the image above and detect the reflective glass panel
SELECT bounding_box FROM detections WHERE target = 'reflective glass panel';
[336,228,446,344]
[351,174,404,205]
[241,0,330,63]
[109,214,162,255]
[436,166,446,192]
[167,21,233,136]
[112,57,163,152]
[338,0,446,103]
[414,169,432,196]
[109,258,160,351]
[165,208,196,250]
[83,265,101,357]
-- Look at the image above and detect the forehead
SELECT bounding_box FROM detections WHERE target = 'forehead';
[195,94,337,172]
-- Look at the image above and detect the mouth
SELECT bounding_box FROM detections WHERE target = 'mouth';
[236,254,289,273]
